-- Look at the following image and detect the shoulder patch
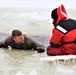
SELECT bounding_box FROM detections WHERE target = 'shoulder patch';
[56,25,67,33]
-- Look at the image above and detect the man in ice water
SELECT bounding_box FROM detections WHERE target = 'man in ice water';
[0,29,45,53]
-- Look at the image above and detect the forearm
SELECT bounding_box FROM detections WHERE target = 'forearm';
[26,36,45,53]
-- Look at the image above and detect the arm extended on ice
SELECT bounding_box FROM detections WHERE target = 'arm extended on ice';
[26,36,45,53]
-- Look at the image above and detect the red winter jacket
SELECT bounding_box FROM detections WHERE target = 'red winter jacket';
[47,5,76,56]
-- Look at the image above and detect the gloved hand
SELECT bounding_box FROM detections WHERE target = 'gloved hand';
[37,46,45,53]
[47,45,51,50]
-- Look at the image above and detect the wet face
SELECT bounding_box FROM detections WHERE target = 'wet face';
[13,34,25,44]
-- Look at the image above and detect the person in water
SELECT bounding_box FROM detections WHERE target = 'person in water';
[0,29,45,53]
[47,4,76,56]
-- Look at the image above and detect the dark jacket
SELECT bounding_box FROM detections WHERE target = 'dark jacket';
[0,35,43,50]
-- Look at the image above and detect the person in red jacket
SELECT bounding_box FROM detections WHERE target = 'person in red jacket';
[46,4,76,56]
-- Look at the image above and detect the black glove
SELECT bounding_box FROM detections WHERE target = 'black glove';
[37,46,45,53]
[38,48,45,53]
[47,45,51,50]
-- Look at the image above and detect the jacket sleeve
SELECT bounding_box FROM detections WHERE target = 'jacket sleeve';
[26,36,45,50]
[49,28,64,46]
[0,41,7,47]
[0,36,13,48]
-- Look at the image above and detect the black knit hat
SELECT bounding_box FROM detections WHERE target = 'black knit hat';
[51,8,58,24]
